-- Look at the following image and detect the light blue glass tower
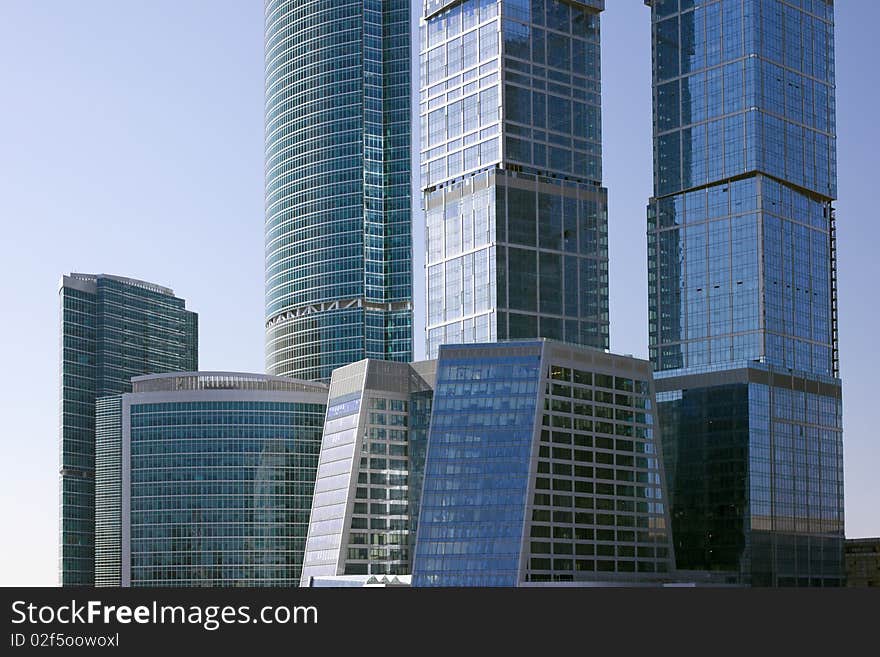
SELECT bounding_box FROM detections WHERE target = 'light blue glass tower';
[421,0,609,359]
[265,0,413,382]
[59,273,198,586]
[646,0,843,585]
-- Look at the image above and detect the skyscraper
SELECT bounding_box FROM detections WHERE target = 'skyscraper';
[421,0,609,359]
[94,372,327,587]
[265,0,413,382]
[59,273,198,586]
[412,340,675,586]
[645,0,844,585]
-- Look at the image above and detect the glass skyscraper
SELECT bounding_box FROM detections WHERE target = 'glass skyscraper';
[645,0,844,585]
[59,273,198,586]
[94,372,328,587]
[412,340,675,586]
[421,0,609,359]
[265,0,413,382]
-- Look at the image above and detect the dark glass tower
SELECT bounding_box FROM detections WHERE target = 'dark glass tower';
[421,0,609,359]
[59,273,198,586]
[646,0,844,585]
[264,0,413,382]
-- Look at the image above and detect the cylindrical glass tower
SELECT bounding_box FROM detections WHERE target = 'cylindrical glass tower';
[95,372,329,587]
[265,0,413,382]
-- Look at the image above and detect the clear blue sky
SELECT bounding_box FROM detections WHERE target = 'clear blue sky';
[0,1,876,586]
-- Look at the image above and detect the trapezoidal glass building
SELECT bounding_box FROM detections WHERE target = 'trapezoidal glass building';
[300,359,435,585]
[94,373,327,587]
[645,0,844,585]
[302,340,675,587]
[59,273,198,586]
[413,340,675,586]
[265,0,413,382]
[421,0,609,359]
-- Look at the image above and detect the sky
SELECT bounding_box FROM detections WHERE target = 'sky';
[0,1,876,587]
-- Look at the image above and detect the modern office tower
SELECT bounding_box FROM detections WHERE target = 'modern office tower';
[844,538,880,588]
[421,0,609,359]
[300,359,435,586]
[645,0,844,585]
[264,0,413,382]
[94,372,327,587]
[59,273,198,586]
[412,340,675,586]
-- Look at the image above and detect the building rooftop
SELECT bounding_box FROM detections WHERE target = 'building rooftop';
[65,273,176,297]
[437,338,654,370]
[845,538,880,551]
[131,372,328,394]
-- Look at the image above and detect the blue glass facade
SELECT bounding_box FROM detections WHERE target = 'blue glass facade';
[421,0,609,359]
[648,0,837,375]
[127,400,325,586]
[107,374,329,587]
[59,274,197,586]
[413,343,542,585]
[265,0,413,382]
[412,340,674,586]
[646,0,844,585]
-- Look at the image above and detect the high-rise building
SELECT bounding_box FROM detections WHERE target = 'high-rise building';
[264,0,413,382]
[59,273,198,586]
[300,359,435,586]
[645,0,844,585]
[412,340,675,586]
[421,0,609,359]
[94,372,328,587]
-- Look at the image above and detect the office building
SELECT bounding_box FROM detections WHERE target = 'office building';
[265,0,413,382]
[59,273,198,586]
[300,359,435,585]
[845,538,880,588]
[94,372,327,587]
[421,0,609,358]
[412,340,675,586]
[645,0,844,585]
